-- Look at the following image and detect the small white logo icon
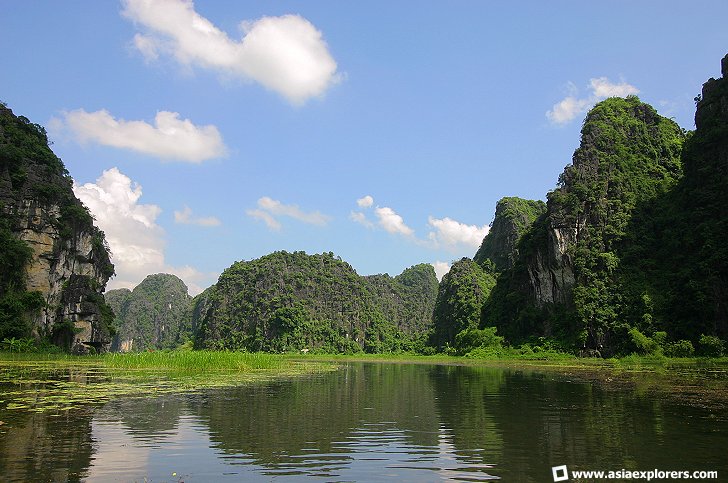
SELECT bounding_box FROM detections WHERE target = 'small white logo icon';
[552,465,569,482]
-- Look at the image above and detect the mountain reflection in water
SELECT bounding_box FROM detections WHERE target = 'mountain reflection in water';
[1,363,726,482]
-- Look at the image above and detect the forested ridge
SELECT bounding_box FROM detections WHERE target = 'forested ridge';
[192,251,438,353]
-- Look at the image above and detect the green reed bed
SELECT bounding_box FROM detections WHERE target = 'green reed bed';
[0,351,334,414]
[100,350,287,372]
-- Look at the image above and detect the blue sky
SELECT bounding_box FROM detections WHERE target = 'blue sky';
[2,1,727,294]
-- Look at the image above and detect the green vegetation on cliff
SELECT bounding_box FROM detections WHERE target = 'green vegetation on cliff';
[484,96,686,354]
[0,216,43,339]
[434,56,728,357]
[432,198,544,352]
[652,67,728,341]
[193,251,438,353]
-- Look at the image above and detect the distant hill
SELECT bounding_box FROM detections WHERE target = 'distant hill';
[106,274,192,351]
[192,251,438,353]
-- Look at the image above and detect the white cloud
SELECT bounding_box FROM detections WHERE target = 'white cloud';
[246,208,282,231]
[351,198,416,240]
[246,196,330,230]
[122,0,340,105]
[73,168,212,295]
[427,216,489,250]
[547,77,640,125]
[375,206,414,236]
[55,109,226,162]
[174,205,221,227]
[546,96,591,125]
[133,33,159,61]
[350,211,373,228]
[356,195,374,208]
[589,77,640,98]
[432,261,451,281]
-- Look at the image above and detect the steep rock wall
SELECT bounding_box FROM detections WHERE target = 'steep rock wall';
[0,105,114,351]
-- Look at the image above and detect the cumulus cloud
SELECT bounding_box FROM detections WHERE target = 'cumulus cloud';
[356,195,374,208]
[73,168,212,295]
[432,261,451,281]
[54,109,226,162]
[547,77,640,125]
[174,205,221,227]
[375,206,414,236]
[122,0,340,104]
[246,196,330,230]
[427,216,489,251]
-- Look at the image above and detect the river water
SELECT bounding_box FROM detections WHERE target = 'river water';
[1,362,726,482]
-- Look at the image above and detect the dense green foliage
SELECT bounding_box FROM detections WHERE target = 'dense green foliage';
[432,258,496,349]
[565,97,684,354]
[106,274,192,351]
[194,251,438,353]
[476,58,728,357]
[453,327,503,355]
[644,73,728,342]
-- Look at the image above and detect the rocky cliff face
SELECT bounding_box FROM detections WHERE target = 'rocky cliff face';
[106,274,192,351]
[0,105,114,351]
[193,251,438,353]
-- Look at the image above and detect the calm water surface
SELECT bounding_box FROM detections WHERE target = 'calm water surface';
[1,362,726,482]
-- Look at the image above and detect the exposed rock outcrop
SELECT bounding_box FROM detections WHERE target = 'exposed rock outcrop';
[0,104,114,351]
